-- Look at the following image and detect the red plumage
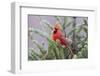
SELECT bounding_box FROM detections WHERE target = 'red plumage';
[51,22,74,58]
[52,22,68,48]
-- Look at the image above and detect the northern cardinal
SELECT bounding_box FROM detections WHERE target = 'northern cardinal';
[51,22,74,57]
[51,22,68,48]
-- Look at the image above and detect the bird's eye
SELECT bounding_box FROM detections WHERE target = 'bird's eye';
[54,28,57,30]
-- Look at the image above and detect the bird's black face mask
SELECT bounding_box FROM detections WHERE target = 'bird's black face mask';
[53,28,58,34]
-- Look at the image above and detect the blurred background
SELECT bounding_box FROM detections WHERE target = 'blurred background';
[28,15,88,60]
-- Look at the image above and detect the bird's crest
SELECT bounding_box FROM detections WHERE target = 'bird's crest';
[54,22,62,30]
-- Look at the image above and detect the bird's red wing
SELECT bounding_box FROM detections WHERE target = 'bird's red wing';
[59,35,68,47]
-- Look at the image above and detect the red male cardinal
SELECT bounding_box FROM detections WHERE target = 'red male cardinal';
[51,22,68,48]
[51,22,74,57]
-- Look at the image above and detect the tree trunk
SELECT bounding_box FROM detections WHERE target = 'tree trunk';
[72,17,77,54]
